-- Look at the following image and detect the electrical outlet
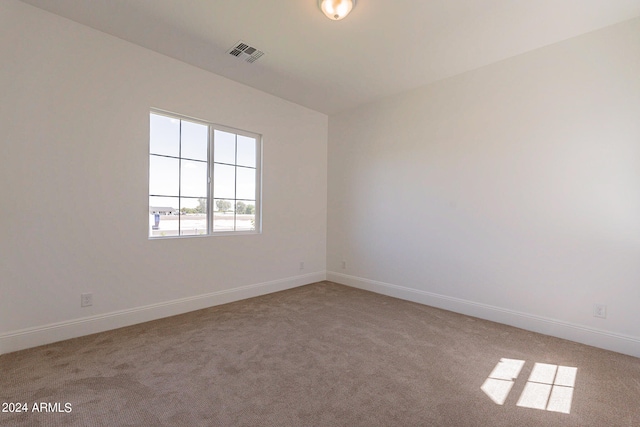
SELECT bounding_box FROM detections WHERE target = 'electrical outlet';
[81,293,93,307]
[299,261,305,270]
[593,304,606,319]
[341,261,346,269]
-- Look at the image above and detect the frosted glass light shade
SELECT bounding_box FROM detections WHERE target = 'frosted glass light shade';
[318,0,356,20]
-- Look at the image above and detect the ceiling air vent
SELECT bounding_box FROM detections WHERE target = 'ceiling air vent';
[227,41,264,63]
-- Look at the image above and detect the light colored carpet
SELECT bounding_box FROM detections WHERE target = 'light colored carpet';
[1,281,639,426]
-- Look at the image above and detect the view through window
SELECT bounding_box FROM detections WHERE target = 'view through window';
[149,111,261,237]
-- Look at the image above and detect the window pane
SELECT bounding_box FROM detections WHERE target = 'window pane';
[149,196,179,237]
[214,130,236,164]
[149,111,260,238]
[150,113,180,157]
[236,167,255,200]
[214,163,235,199]
[236,201,256,231]
[213,199,235,232]
[181,159,207,197]
[149,155,179,196]
[181,120,208,161]
[179,198,207,236]
[237,135,256,167]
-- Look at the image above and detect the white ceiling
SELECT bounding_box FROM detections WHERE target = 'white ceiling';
[19,0,640,115]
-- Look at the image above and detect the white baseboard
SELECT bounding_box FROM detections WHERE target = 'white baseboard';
[0,271,326,355]
[327,271,640,358]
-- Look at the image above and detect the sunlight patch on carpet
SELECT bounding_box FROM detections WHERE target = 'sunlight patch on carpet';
[482,359,577,414]
[481,358,525,405]
[516,363,577,414]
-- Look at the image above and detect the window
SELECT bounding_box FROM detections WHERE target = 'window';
[149,111,261,238]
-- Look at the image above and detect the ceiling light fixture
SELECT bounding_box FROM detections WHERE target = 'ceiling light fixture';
[318,0,356,21]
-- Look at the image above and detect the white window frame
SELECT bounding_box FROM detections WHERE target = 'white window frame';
[149,109,262,238]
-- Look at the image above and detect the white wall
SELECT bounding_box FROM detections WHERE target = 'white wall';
[0,1,327,354]
[327,18,640,357]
